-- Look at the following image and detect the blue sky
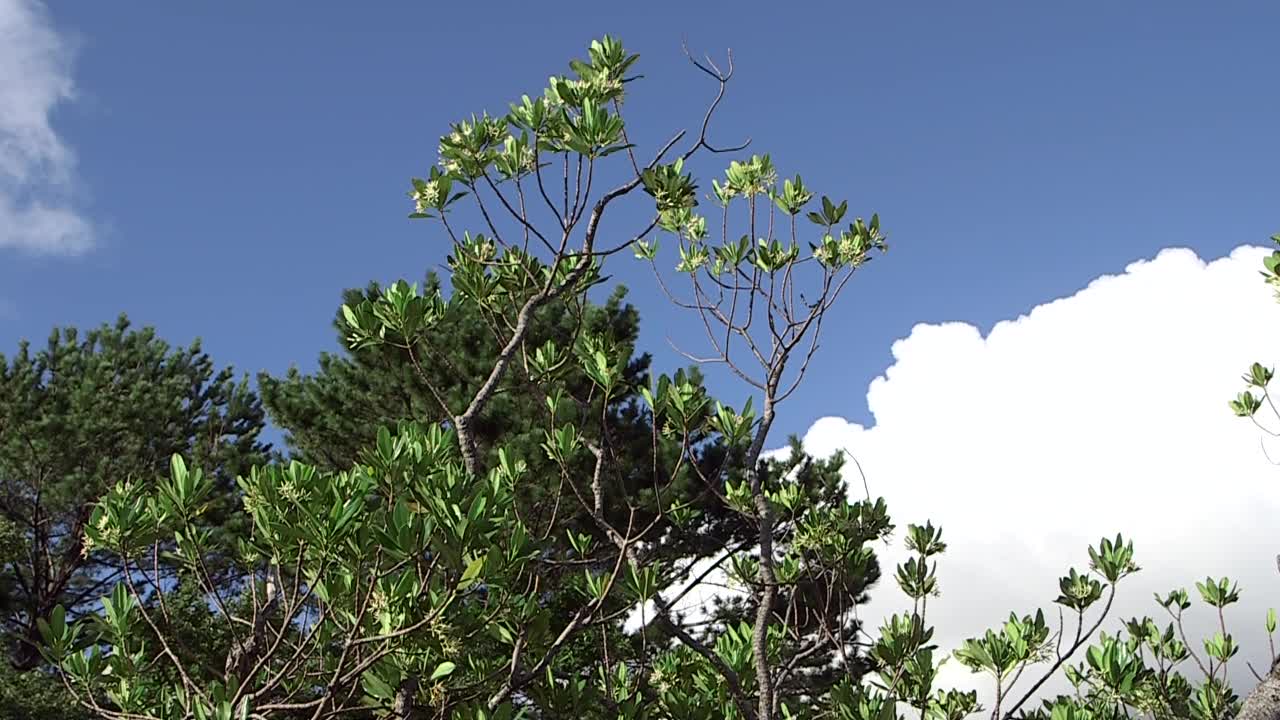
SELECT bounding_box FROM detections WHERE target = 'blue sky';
[3,1,1278,445]
[7,1,1280,699]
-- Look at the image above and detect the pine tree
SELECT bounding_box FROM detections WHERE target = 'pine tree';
[0,315,268,670]
[259,275,883,715]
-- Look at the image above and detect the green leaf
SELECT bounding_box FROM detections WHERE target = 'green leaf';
[461,555,485,586]
[362,671,395,701]
[170,454,188,485]
[50,604,66,638]
[430,661,457,681]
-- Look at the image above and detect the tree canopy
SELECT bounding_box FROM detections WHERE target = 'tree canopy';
[259,272,882,708]
[0,315,268,673]
[21,36,1280,720]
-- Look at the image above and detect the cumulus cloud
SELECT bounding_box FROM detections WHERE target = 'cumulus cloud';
[633,245,1280,708]
[0,0,93,255]
[792,245,1280,706]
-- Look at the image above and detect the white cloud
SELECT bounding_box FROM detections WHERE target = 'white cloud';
[632,245,1280,710]
[792,245,1280,708]
[0,0,93,255]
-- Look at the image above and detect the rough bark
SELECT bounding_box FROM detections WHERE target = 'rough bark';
[392,675,419,719]
[1239,662,1280,720]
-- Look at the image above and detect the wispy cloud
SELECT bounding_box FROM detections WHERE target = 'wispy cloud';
[0,0,93,255]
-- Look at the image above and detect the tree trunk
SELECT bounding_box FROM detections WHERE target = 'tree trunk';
[7,622,43,671]
[1239,663,1280,720]
[392,676,419,720]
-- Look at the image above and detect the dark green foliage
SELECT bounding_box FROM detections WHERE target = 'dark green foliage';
[260,272,646,474]
[0,518,92,720]
[0,662,94,720]
[259,275,885,713]
[0,315,269,670]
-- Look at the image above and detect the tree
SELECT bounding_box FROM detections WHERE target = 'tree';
[259,275,646,474]
[0,315,269,671]
[259,277,742,702]
[37,37,1279,720]
[0,516,94,720]
[1224,233,1280,720]
[685,439,883,715]
[260,271,883,703]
